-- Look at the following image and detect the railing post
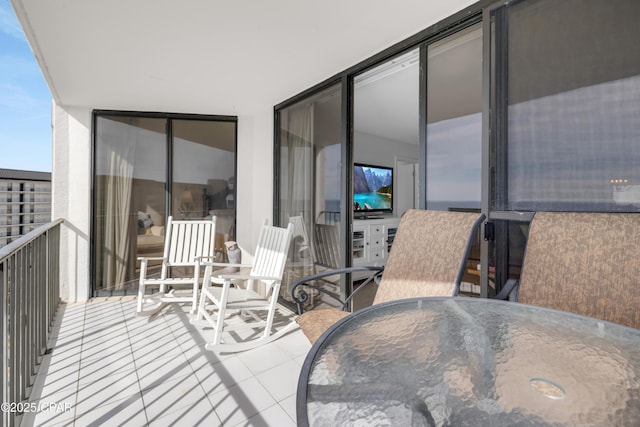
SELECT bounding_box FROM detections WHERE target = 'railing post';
[1,259,8,427]
[9,254,17,426]
[0,219,63,426]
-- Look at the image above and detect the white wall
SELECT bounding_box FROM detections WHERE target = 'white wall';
[235,109,275,253]
[52,102,92,302]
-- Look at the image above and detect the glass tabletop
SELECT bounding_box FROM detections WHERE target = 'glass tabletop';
[297,297,640,426]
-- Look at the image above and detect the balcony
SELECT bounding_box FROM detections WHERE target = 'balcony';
[23,298,309,426]
[2,221,310,426]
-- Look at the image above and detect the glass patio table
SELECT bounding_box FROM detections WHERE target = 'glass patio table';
[297,297,640,426]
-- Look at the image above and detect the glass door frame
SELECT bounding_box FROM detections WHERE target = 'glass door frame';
[273,77,354,304]
[90,109,238,296]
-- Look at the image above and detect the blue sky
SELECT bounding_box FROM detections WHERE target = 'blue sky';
[0,0,52,172]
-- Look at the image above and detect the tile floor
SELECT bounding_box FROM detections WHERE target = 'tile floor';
[21,297,311,427]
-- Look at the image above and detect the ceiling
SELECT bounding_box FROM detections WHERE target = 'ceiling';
[354,50,420,145]
[354,24,482,145]
[12,0,476,118]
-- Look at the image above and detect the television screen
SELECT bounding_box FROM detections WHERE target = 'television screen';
[353,163,393,213]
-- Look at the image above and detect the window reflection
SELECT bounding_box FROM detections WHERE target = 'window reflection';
[172,120,236,250]
[94,115,237,295]
[277,84,343,305]
[354,49,420,217]
[505,0,640,212]
[95,116,167,292]
[426,24,482,211]
[508,76,640,211]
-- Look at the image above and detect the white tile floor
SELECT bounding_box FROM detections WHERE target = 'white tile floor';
[21,297,311,427]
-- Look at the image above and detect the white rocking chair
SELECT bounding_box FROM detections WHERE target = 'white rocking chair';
[192,220,296,352]
[136,216,217,316]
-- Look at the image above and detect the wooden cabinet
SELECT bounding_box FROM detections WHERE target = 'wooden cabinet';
[352,218,400,278]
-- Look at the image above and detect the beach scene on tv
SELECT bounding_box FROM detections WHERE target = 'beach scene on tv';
[353,164,392,211]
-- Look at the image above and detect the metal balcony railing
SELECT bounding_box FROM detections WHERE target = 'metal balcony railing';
[0,219,63,427]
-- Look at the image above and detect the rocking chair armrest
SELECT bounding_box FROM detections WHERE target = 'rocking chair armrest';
[196,257,252,269]
[137,256,165,262]
[215,273,281,282]
[290,266,384,315]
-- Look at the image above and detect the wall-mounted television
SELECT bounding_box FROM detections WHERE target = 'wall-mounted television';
[353,163,393,216]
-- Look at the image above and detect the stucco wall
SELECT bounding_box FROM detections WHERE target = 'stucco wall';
[52,102,92,302]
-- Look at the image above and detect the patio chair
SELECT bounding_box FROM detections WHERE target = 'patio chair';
[287,214,339,308]
[136,216,217,316]
[288,213,340,272]
[192,220,296,352]
[497,211,640,329]
[291,209,486,343]
[313,223,341,271]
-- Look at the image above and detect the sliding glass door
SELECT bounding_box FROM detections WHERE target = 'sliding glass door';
[426,24,482,212]
[93,112,236,295]
[354,48,420,218]
[425,23,484,294]
[274,0,640,305]
[276,83,344,305]
[94,116,167,293]
[488,0,640,293]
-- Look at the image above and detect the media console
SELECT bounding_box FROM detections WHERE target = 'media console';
[352,217,400,280]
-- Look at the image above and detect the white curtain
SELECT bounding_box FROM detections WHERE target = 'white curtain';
[285,103,314,227]
[280,104,314,297]
[105,147,135,289]
[97,121,137,290]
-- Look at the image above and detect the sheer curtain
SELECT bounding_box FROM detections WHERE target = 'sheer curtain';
[105,145,135,289]
[285,103,314,227]
[96,120,137,290]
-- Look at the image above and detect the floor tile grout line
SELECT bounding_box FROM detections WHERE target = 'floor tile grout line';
[41,299,308,426]
[127,303,216,424]
[70,303,87,427]
[164,307,226,424]
[73,300,150,426]
[163,305,283,426]
[119,300,152,426]
[253,371,297,424]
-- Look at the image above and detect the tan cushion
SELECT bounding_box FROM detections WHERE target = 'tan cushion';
[519,212,640,330]
[296,309,350,344]
[374,209,480,304]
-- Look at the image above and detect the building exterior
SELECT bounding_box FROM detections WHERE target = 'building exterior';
[10,0,640,303]
[0,168,51,248]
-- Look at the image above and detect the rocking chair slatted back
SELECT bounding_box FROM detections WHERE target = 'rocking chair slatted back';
[165,218,217,266]
[314,223,341,269]
[137,215,217,316]
[250,219,295,281]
